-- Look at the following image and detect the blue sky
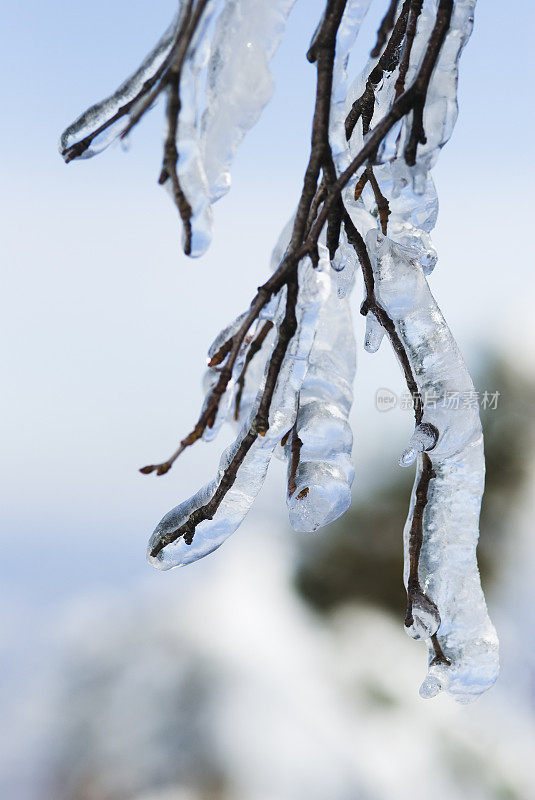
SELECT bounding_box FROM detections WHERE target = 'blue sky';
[1,0,534,608]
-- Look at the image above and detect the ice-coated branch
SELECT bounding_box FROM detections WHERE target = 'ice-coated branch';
[148,260,330,565]
[371,0,399,57]
[367,230,498,700]
[60,0,298,255]
[404,452,441,642]
[344,213,426,425]
[345,0,411,140]
[59,0,499,700]
[146,0,351,557]
[60,1,210,162]
[284,245,357,532]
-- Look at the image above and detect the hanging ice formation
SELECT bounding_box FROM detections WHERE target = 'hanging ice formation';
[60,0,498,700]
[60,0,297,256]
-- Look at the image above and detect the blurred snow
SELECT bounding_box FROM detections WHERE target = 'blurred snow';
[3,524,535,800]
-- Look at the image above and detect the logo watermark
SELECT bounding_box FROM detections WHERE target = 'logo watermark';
[375,389,500,412]
[375,388,398,412]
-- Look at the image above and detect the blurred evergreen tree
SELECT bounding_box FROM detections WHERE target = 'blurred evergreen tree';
[294,355,535,616]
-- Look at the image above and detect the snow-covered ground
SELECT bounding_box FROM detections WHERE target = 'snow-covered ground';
[2,509,535,800]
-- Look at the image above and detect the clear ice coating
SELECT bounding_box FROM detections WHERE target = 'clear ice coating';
[62,0,499,699]
[367,229,499,701]
[59,0,296,256]
[329,0,372,172]
[402,0,477,178]
[285,244,357,532]
[363,310,384,353]
[59,8,185,159]
[148,257,330,569]
[200,0,297,202]
[343,0,478,269]
[405,590,441,641]
[399,423,438,467]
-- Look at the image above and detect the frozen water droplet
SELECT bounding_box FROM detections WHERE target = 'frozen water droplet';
[399,445,417,467]
[399,423,438,466]
[419,673,442,699]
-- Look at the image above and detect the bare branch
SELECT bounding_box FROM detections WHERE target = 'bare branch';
[287,421,304,498]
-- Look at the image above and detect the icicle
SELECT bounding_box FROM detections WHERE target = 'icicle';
[407,0,477,177]
[363,310,384,353]
[285,244,356,532]
[148,258,330,569]
[166,2,220,257]
[176,0,299,255]
[367,229,499,701]
[200,0,297,201]
[413,441,498,702]
[329,0,372,172]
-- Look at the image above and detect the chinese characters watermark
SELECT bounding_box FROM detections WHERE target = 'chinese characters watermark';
[375,388,500,412]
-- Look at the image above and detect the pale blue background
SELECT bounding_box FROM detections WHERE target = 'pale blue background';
[1,0,533,600]
[0,2,534,796]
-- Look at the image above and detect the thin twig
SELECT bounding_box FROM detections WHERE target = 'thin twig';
[371,0,399,58]
[159,74,193,254]
[430,634,451,666]
[405,453,435,623]
[395,0,423,99]
[343,212,424,424]
[366,166,391,235]
[287,421,303,497]
[345,0,411,141]
[234,321,274,421]
[150,278,299,556]
[353,170,369,201]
